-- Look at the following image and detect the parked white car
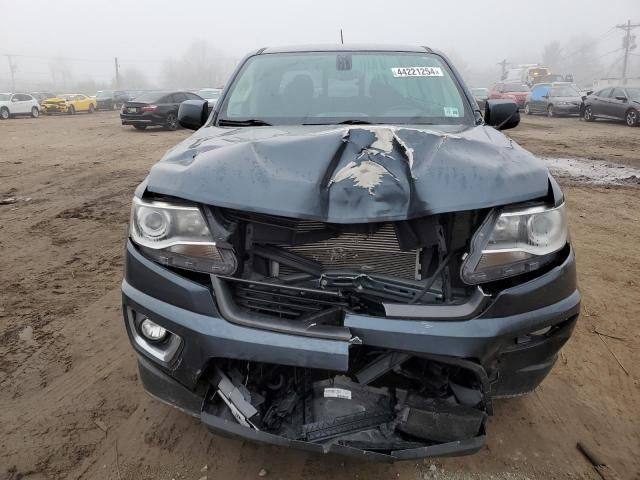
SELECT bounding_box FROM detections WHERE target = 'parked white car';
[0,93,41,119]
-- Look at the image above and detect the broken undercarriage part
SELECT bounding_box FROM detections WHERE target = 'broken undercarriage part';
[202,352,488,455]
[395,392,487,443]
[214,367,262,429]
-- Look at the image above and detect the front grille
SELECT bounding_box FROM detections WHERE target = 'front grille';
[226,277,345,320]
[280,223,419,280]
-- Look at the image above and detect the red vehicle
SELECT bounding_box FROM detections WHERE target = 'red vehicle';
[489,82,530,108]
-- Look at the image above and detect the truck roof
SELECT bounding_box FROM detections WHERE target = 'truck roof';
[260,44,432,54]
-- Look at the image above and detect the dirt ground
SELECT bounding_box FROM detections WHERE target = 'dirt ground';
[508,114,640,168]
[1,113,638,480]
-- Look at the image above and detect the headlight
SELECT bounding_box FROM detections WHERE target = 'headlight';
[461,204,568,284]
[130,197,237,275]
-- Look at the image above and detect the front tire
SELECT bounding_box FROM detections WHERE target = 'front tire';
[547,105,554,118]
[164,112,178,130]
[0,107,9,120]
[31,107,40,118]
[88,104,95,114]
[625,108,639,127]
[524,103,531,115]
[584,106,595,122]
[68,105,76,115]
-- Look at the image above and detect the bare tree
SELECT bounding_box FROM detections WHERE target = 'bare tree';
[542,41,563,71]
[162,39,236,89]
[118,67,151,89]
[563,34,604,85]
[49,56,73,91]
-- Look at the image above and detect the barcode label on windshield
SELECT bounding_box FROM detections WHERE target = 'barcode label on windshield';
[391,67,443,78]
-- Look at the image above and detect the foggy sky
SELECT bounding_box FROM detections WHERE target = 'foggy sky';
[1,0,638,89]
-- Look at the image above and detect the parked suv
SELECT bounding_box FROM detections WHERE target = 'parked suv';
[0,93,41,119]
[122,45,579,461]
[524,83,582,117]
[583,86,640,126]
[120,91,203,130]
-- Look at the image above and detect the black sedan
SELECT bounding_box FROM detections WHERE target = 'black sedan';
[583,86,640,126]
[120,91,203,130]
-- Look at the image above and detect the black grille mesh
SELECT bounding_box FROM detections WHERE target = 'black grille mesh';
[280,223,418,279]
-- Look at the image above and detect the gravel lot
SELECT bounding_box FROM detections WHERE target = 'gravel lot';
[1,112,638,480]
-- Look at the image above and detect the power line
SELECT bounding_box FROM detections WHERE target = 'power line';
[0,53,166,64]
[562,27,617,59]
[605,56,624,77]
[616,20,640,84]
[593,47,624,62]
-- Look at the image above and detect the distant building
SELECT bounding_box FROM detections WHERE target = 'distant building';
[593,77,640,88]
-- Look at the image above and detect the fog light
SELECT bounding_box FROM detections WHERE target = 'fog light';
[139,318,167,342]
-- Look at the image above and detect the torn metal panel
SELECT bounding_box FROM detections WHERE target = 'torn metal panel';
[201,355,488,460]
[146,124,548,223]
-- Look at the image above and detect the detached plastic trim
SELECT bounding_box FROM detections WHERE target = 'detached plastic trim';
[210,275,352,341]
[383,287,489,319]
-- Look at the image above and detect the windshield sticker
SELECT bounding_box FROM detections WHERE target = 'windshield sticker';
[443,106,460,117]
[391,66,443,78]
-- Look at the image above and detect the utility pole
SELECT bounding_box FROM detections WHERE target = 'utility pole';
[114,57,120,89]
[497,59,509,80]
[616,20,639,85]
[5,55,16,91]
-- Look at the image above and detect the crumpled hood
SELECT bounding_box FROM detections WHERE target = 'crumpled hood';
[146,124,549,223]
[42,97,68,104]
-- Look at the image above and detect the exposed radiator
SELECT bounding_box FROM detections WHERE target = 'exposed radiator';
[279,223,419,280]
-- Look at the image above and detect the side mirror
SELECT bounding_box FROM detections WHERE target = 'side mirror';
[178,100,209,130]
[485,99,520,131]
[542,94,550,99]
[615,96,627,102]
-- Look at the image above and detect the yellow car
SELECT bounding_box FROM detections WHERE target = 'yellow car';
[41,94,96,115]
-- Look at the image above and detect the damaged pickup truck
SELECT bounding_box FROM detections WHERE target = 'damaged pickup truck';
[122,45,580,461]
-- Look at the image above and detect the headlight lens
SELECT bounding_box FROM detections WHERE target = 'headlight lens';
[130,197,237,275]
[461,204,568,284]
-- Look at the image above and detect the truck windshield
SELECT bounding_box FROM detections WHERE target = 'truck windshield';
[218,51,473,126]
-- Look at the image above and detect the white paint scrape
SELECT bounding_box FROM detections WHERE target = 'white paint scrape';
[331,160,390,194]
[369,127,395,154]
[360,126,415,170]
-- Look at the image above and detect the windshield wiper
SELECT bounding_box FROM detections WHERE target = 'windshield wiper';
[336,119,373,125]
[218,118,273,127]
[303,119,375,125]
